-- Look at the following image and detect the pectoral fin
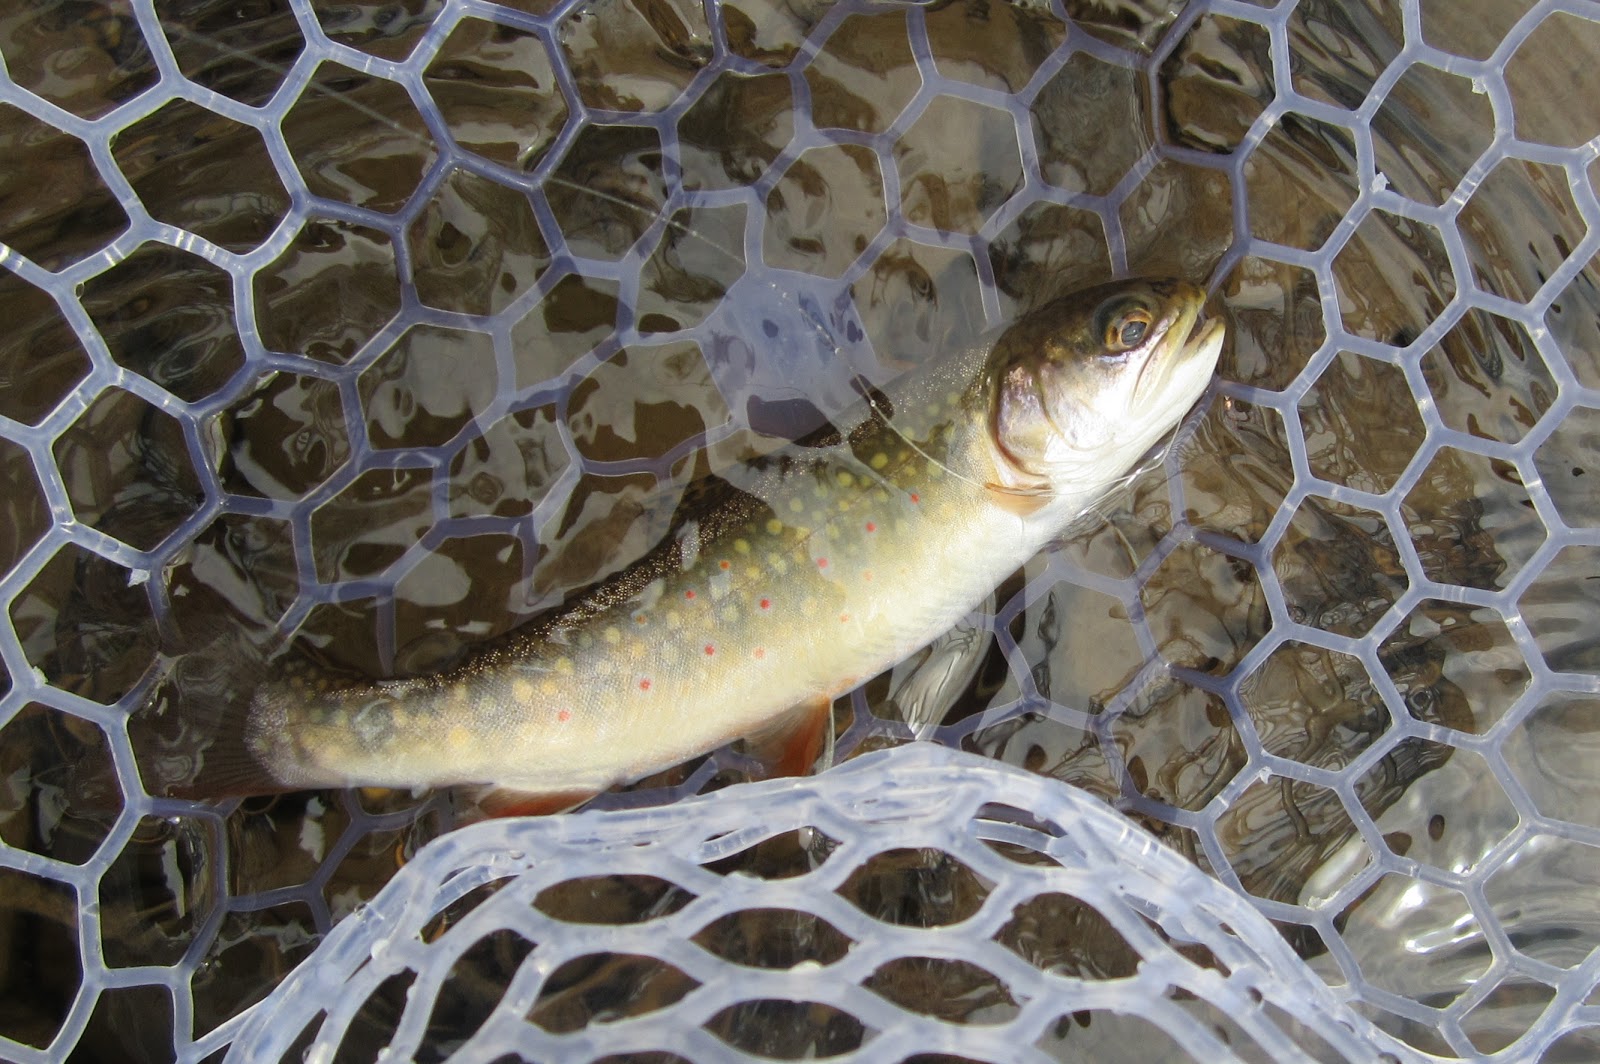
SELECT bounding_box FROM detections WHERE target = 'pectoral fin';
[885,593,991,740]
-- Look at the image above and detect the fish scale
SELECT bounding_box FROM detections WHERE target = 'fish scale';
[159,278,1224,806]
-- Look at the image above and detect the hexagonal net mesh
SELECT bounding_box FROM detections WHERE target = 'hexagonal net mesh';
[231,746,1397,1063]
[2,0,1600,1060]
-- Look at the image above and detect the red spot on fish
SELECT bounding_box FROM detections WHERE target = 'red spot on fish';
[704,644,715,656]
[639,679,651,691]
[865,522,876,532]
[557,709,572,723]
[863,570,874,582]
[634,613,647,624]
[754,647,766,659]
[839,613,849,623]
[817,557,828,569]
[910,493,920,503]
[759,598,771,609]
[684,589,696,600]
[719,559,731,570]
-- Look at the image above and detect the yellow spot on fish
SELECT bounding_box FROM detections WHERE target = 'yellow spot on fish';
[771,556,789,575]
[576,632,594,649]
[540,678,560,696]
[555,657,574,675]
[512,678,536,702]
[721,606,738,623]
[870,452,888,470]
[766,518,783,535]
[745,565,761,579]
[666,610,682,629]
[447,726,470,749]
[734,538,750,554]
[603,627,621,645]
[836,471,855,488]
[789,497,805,513]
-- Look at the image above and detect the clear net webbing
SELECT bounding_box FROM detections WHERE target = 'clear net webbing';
[2,0,1600,1060]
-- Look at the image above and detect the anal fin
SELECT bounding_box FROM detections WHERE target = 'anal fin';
[469,787,596,818]
[743,695,835,780]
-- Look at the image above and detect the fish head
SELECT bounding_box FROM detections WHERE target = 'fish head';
[985,278,1223,494]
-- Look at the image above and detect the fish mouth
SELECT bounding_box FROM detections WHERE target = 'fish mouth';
[1192,315,1225,356]
[1132,292,1212,406]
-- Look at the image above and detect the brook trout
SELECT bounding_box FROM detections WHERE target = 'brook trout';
[173,278,1223,809]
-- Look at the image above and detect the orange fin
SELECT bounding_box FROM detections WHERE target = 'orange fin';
[470,787,595,818]
[744,695,834,780]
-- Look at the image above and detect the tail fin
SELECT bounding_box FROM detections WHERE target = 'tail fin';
[126,630,298,799]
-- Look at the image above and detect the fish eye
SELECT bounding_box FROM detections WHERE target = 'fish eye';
[1103,305,1154,352]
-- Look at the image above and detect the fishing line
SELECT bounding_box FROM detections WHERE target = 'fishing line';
[855,383,1043,498]
[155,15,1057,496]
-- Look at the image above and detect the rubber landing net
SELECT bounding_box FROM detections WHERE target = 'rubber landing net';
[2,0,1599,1061]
